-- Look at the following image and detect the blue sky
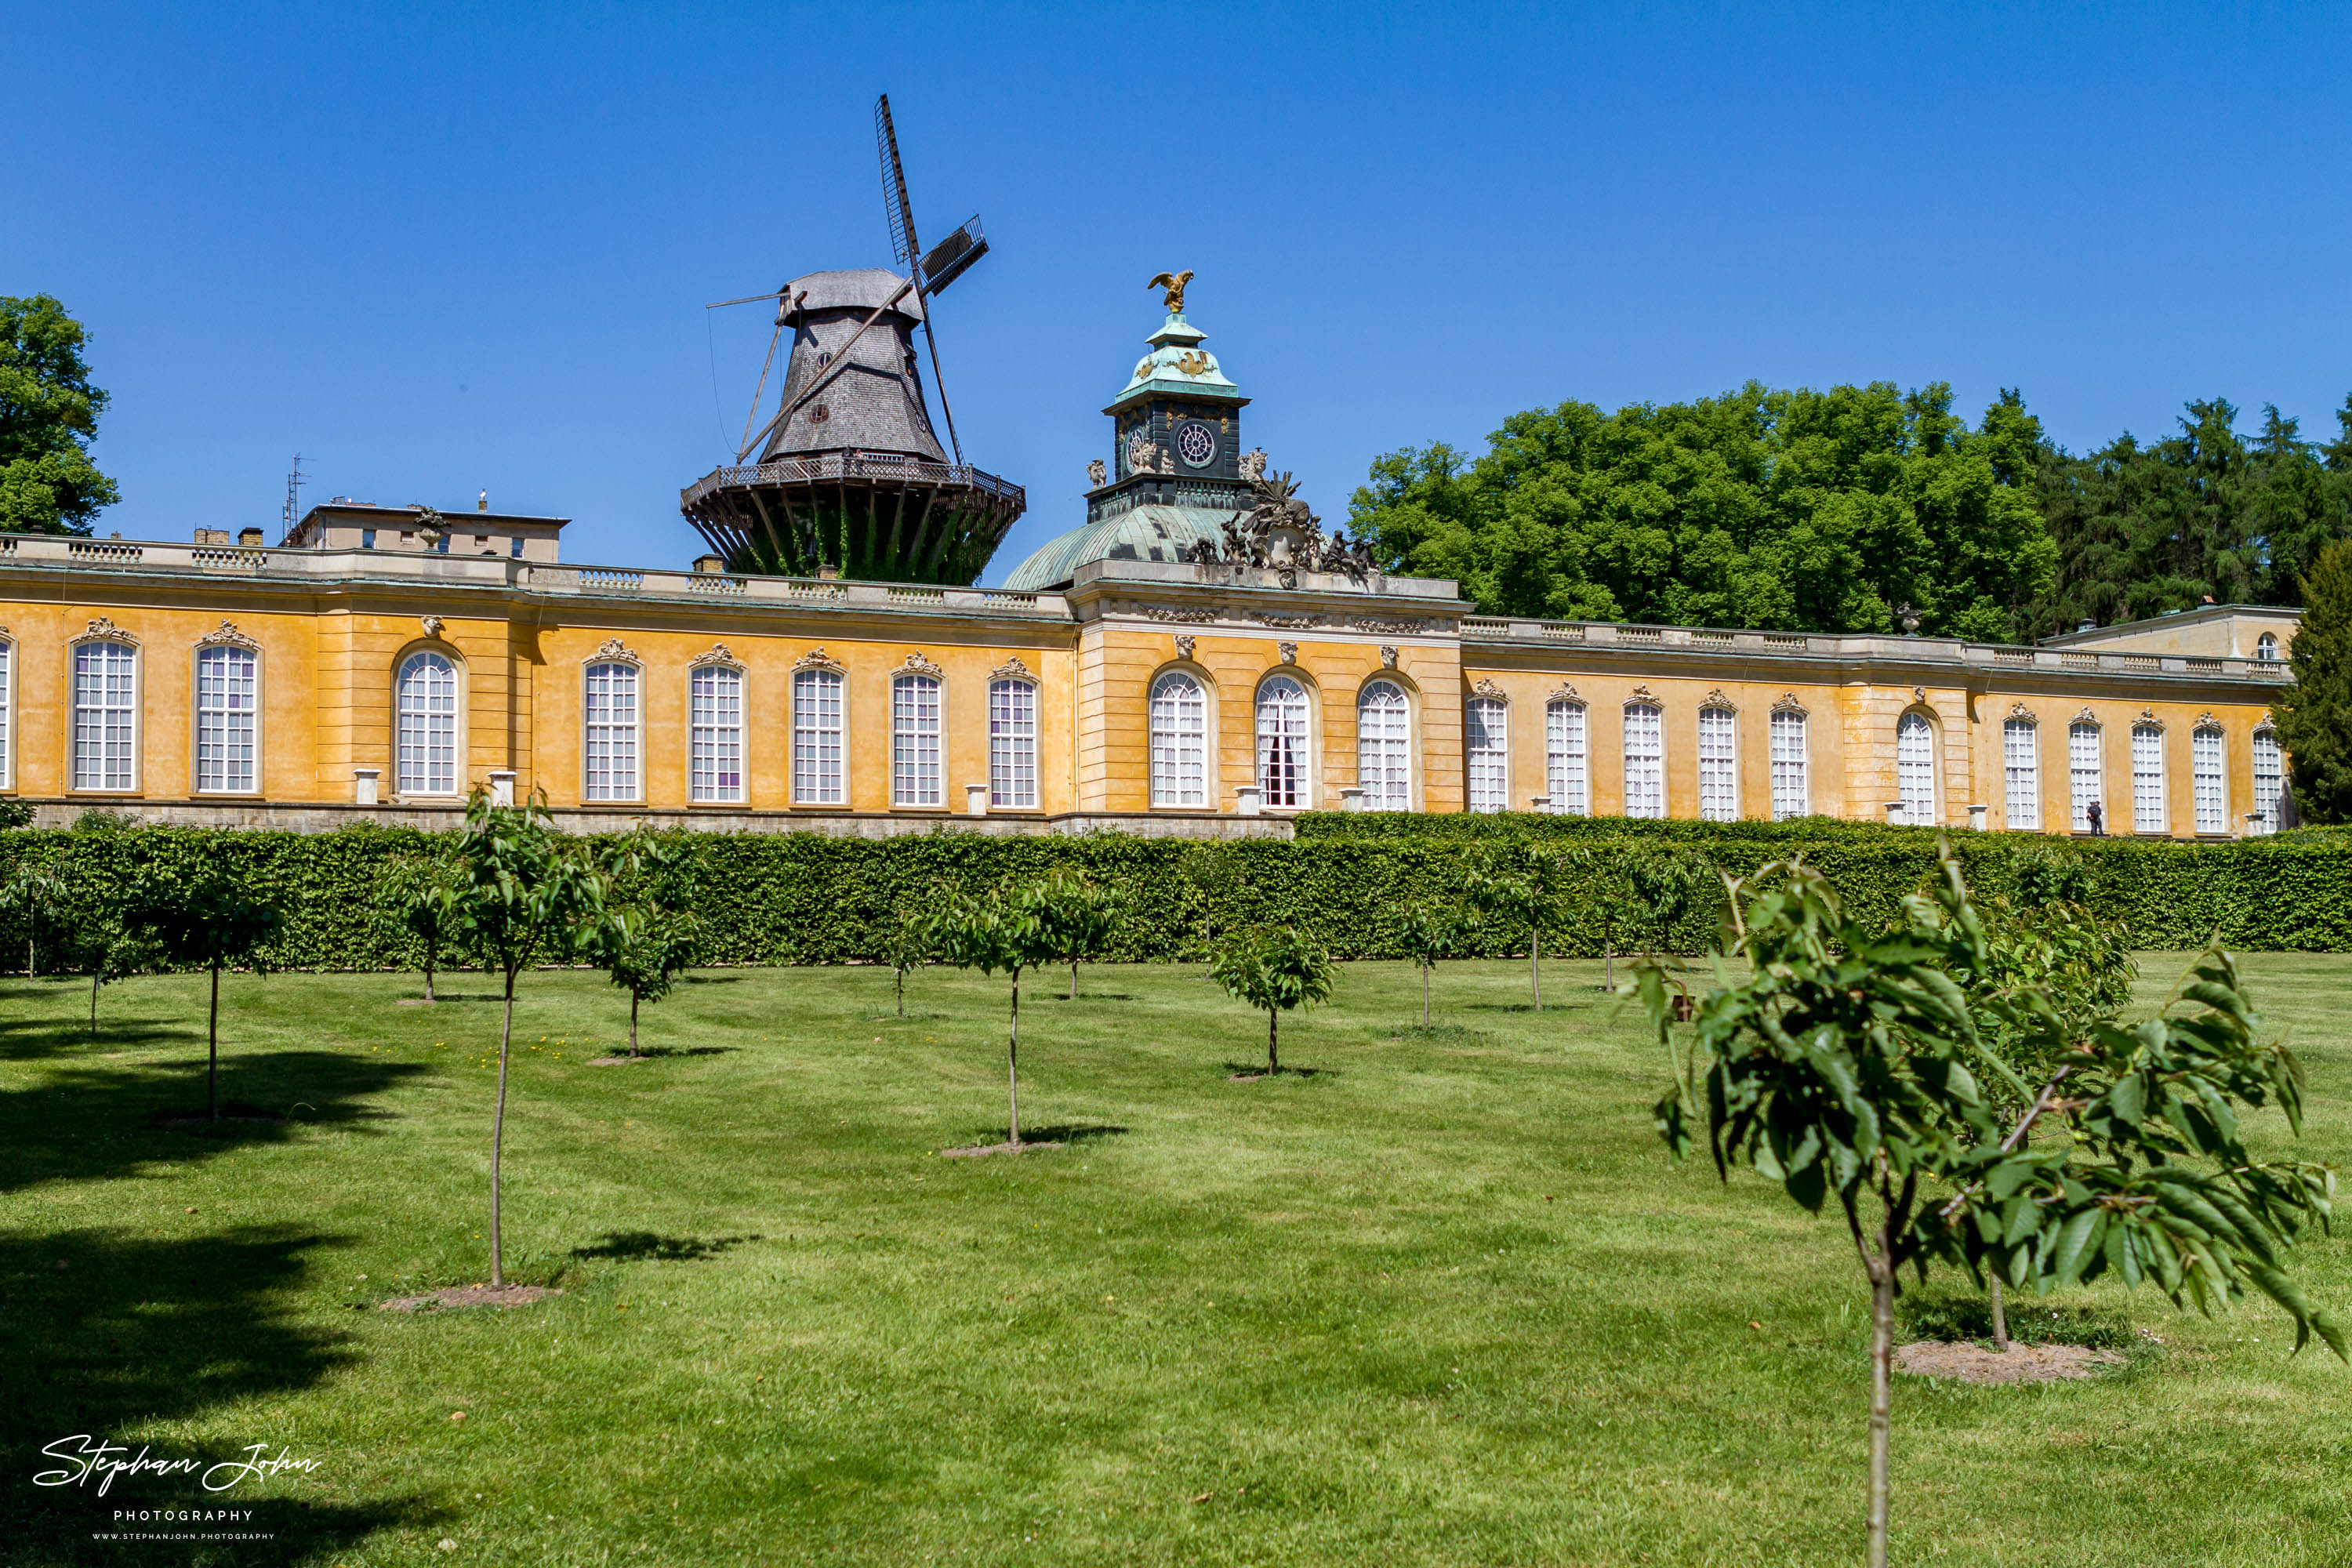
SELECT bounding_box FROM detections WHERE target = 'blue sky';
[6,2,2350,581]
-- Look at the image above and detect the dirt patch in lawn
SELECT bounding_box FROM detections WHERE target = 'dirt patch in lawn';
[940,1141,1065,1158]
[381,1284,561,1312]
[1896,1340,2125,1385]
[587,1056,644,1066]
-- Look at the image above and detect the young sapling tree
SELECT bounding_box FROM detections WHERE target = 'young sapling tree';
[2,862,63,976]
[1466,843,1566,1009]
[880,908,935,1019]
[1389,900,1459,1025]
[590,904,704,1058]
[932,881,1059,1149]
[379,846,467,1001]
[1210,924,1337,1076]
[124,866,282,1122]
[1037,869,1116,1000]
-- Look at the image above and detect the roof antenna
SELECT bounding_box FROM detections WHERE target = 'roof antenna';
[281,453,306,536]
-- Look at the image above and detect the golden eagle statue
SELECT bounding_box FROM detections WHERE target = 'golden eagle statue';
[1147,270,1193,313]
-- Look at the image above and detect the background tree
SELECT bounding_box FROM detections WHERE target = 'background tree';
[588,904,704,1058]
[1624,846,1712,965]
[123,867,281,1123]
[2,862,63,975]
[60,900,144,1042]
[453,789,608,1287]
[1036,868,1116,1000]
[1389,899,1460,1025]
[2275,539,2352,822]
[931,881,1059,1149]
[1466,842,1567,1008]
[1643,849,2342,1568]
[0,294,120,535]
[1181,842,1246,972]
[880,907,935,1019]
[1210,924,1337,1076]
[379,847,467,1001]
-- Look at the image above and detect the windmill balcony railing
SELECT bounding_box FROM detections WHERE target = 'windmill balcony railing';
[1457,615,2292,684]
[681,451,1026,510]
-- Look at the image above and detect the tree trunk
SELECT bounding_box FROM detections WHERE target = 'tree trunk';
[89,971,99,1039]
[1268,1007,1279,1076]
[1603,921,1615,994]
[1867,1261,1894,1568]
[424,938,437,1004]
[491,967,514,1289]
[896,966,905,1019]
[208,960,222,1123]
[629,990,640,1058]
[1990,1275,2009,1352]
[26,932,33,976]
[1530,917,1542,1011]
[1070,958,1078,1002]
[1006,971,1022,1149]
[1422,960,1431,1025]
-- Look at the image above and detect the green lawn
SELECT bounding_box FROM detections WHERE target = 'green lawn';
[3,952,2350,1566]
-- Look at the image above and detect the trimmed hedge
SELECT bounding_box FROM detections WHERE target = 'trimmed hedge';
[3,811,2348,974]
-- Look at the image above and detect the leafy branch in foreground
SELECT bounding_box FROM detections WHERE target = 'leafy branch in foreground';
[1642,845,2340,1568]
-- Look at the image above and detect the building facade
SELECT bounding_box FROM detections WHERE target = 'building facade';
[0,299,2298,839]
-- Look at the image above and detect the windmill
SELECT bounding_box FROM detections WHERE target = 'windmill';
[681,95,1023,585]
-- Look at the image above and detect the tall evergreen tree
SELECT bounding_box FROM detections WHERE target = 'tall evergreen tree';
[2274,540,2352,823]
[0,295,119,536]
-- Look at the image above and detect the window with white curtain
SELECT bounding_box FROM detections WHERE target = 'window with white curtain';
[1149,672,1206,807]
[1896,712,1936,825]
[691,664,745,803]
[195,644,258,793]
[73,640,138,791]
[1356,680,1410,811]
[989,678,1038,809]
[397,652,458,796]
[1769,708,1808,821]
[792,667,844,804]
[2002,718,2039,830]
[1258,676,1311,808]
[2192,726,2227,835]
[1465,696,1508,813]
[2131,724,2165,833]
[1697,706,1737,822]
[583,661,640,801]
[892,673,943,808]
[2252,728,2282,833]
[2069,720,2102,832]
[1545,700,1588,815]
[1622,702,1663,819]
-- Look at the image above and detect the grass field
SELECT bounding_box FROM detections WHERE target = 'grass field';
[3,951,2350,1566]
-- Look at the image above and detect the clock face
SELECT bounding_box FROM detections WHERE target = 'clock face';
[1174,419,1218,469]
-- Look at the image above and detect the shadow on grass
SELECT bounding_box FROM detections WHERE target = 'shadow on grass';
[626,1045,738,1059]
[962,1123,1131,1147]
[569,1231,763,1264]
[1051,993,1136,1004]
[0,1225,445,1560]
[1388,1023,1497,1044]
[1218,1063,1337,1080]
[0,1011,198,1063]
[0,1051,428,1194]
[682,973,746,985]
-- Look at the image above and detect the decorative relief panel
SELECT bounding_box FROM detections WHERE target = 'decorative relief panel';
[419,615,445,639]
[194,619,260,651]
[1381,645,1399,670]
[1471,677,1507,700]
[1774,691,1811,717]
[991,655,1036,682]
[899,652,946,679]
[589,637,641,665]
[689,643,740,668]
[1701,688,1737,714]
[793,646,846,673]
[1276,642,1298,666]
[1626,684,1657,706]
[2135,707,2165,731]
[1173,636,1196,662]
[74,615,138,645]
[2005,700,2035,722]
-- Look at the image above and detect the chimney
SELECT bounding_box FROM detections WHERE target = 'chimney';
[238,528,264,547]
[693,554,725,575]
[477,489,489,512]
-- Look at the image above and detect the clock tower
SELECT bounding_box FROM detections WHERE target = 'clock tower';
[1090,298,1253,521]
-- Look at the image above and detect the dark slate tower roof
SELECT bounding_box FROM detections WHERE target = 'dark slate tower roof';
[759,269,945,463]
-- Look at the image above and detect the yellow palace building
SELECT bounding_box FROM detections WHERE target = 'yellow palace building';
[0,281,2301,840]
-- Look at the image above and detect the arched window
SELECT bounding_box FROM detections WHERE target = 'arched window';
[2068,720,2102,832]
[2256,632,2279,661]
[1545,700,1588,816]
[2192,724,2227,835]
[1149,672,1207,808]
[2131,723,2165,833]
[1258,675,1311,808]
[1697,706,1737,822]
[1896,711,1936,825]
[583,661,641,801]
[195,643,259,793]
[891,672,943,808]
[2252,728,2283,834]
[74,640,139,792]
[1356,680,1411,811]
[1465,695,1508,813]
[690,664,745,804]
[396,651,459,796]
[2002,717,2039,831]
[1622,702,1664,819]
[1769,708,1808,821]
[989,677,1038,809]
[0,638,13,789]
[791,666,844,804]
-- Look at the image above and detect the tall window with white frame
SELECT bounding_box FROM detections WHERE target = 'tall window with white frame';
[2252,727,2283,834]
[1896,711,1936,826]
[1258,675,1311,808]
[1465,695,1508,813]
[583,660,641,801]
[2256,632,2279,662]
[194,643,258,793]
[1697,706,1737,822]
[0,639,12,789]
[396,651,458,796]
[1149,671,1206,807]
[1622,702,1664,819]
[1769,706,1809,821]
[690,664,745,804]
[2068,720,2102,832]
[892,671,943,808]
[73,639,138,791]
[2131,723,2165,833]
[2002,717,2039,831]
[2192,724,2227,835]
[989,677,1038,809]
[1356,680,1411,811]
[791,666,844,804]
[1545,699,1588,815]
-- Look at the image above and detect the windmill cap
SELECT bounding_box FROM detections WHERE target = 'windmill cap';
[779,268,926,325]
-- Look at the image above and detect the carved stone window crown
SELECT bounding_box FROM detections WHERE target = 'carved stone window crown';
[689,643,741,669]
[990,655,1036,684]
[1700,688,1737,714]
[1772,691,1809,717]
[898,651,945,679]
[587,637,641,666]
[74,615,139,646]
[194,619,260,651]
[793,646,845,673]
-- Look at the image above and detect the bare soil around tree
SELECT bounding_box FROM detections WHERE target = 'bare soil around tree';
[1895,1340,2126,1385]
